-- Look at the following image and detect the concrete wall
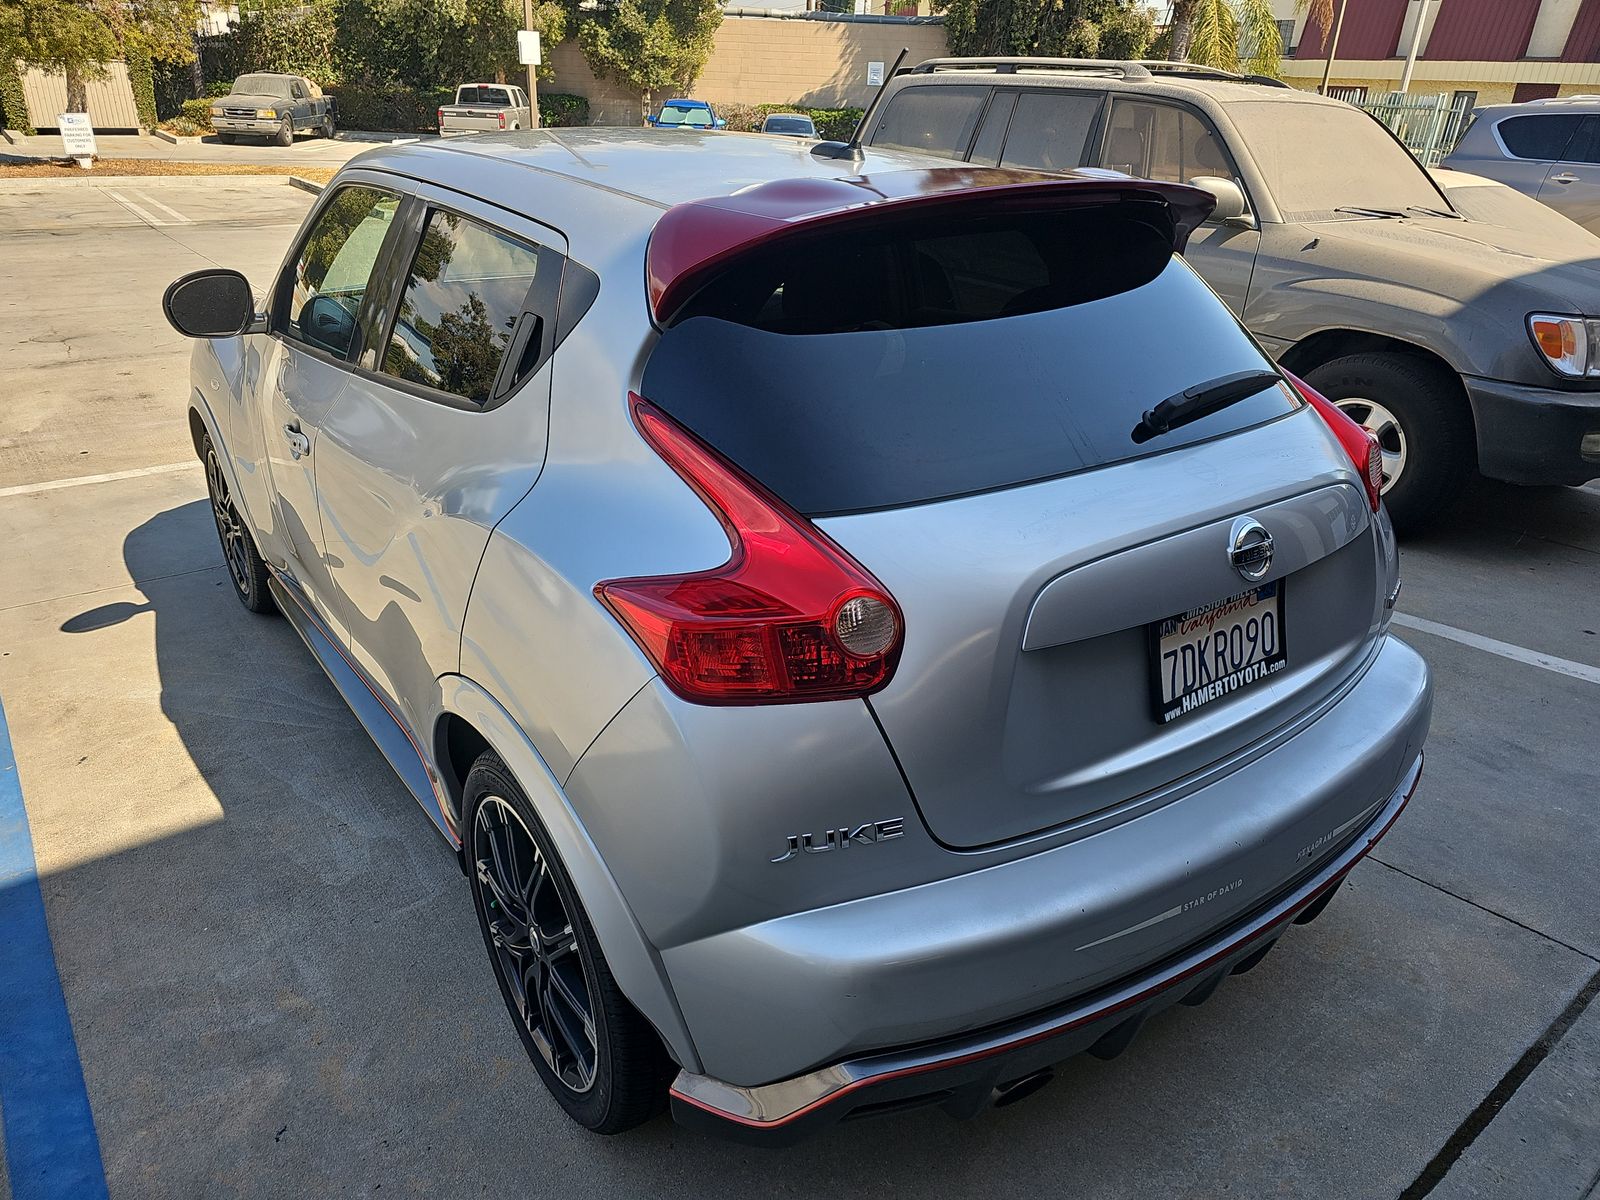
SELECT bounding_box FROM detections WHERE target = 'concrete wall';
[23,64,141,132]
[546,14,948,126]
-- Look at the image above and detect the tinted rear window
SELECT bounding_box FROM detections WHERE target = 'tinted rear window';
[869,85,987,159]
[644,208,1294,515]
[1498,113,1582,160]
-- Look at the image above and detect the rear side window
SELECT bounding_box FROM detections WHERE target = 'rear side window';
[869,86,987,160]
[1561,115,1600,164]
[647,207,1293,515]
[382,210,543,405]
[999,92,1101,173]
[1498,114,1582,160]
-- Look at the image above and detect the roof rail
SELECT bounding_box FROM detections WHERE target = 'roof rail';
[1137,60,1293,87]
[908,57,1153,79]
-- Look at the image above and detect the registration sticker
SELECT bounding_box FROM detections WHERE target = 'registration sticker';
[1152,581,1287,723]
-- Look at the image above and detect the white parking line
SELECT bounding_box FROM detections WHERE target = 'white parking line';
[129,190,193,225]
[0,461,199,499]
[102,189,190,227]
[1391,612,1600,686]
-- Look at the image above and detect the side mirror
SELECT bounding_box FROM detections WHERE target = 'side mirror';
[163,269,259,338]
[1188,175,1249,223]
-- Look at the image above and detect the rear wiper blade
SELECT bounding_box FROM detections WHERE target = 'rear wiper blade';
[1333,206,1407,219]
[1131,370,1284,445]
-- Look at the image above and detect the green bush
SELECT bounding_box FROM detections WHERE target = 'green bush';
[539,92,588,127]
[180,98,216,131]
[325,84,453,133]
[1,58,32,135]
[160,116,207,137]
[126,49,159,128]
[719,103,863,141]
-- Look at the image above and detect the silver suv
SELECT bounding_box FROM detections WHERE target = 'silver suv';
[1444,97,1600,234]
[162,129,1431,1142]
[866,59,1600,530]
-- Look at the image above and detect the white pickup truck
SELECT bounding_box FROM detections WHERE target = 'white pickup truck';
[436,83,534,135]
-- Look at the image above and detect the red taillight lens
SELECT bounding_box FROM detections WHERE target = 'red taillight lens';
[596,397,904,705]
[436,108,445,128]
[1285,371,1383,513]
[498,112,506,129]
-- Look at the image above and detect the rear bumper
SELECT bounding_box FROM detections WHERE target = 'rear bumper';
[671,751,1422,1145]
[1466,375,1600,485]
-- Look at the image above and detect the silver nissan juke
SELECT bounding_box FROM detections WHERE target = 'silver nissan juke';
[163,128,1431,1143]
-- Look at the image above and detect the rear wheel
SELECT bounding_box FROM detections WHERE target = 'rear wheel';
[274,118,293,147]
[1303,351,1473,533]
[464,753,670,1132]
[320,114,335,139]
[202,435,274,614]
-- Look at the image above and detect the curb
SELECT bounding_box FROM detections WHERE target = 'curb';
[0,172,322,190]
[288,174,326,195]
[150,129,205,145]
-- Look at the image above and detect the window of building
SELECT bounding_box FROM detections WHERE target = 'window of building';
[1277,19,1296,54]
[382,210,544,405]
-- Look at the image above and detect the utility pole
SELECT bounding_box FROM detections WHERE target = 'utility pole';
[523,0,541,128]
[1399,0,1435,94]
[1318,0,1350,95]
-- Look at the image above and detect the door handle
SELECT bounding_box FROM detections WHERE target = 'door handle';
[1550,172,1579,185]
[283,423,310,460]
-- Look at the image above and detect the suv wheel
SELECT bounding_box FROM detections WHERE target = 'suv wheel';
[464,752,670,1132]
[274,118,293,146]
[202,435,274,613]
[1303,351,1473,532]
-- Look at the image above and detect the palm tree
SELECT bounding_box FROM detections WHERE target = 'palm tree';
[1167,0,1332,77]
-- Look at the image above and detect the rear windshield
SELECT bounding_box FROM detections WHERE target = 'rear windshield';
[458,86,512,106]
[764,116,814,134]
[643,207,1294,516]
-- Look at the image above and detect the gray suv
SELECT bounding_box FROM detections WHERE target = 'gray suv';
[867,59,1600,529]
[1444,97,1600,234]
[161,129,1430,1141]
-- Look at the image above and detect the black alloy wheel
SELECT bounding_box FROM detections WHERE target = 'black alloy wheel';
[463,753,670,1132]
[202,436,274,613]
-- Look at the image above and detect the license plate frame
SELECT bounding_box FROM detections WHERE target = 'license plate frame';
[1149,581,1288,724]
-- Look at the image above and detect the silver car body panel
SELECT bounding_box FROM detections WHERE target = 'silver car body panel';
[187,128,1431,1115]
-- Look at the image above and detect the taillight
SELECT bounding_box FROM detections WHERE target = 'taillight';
[596,396,903,705]
[436,108,445,128]
[1285,371,1383,513]
[498,112,506,129]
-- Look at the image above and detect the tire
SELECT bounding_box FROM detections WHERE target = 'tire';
[274,118,293,147]
[201,434,274,614]
[320,115,335,139]
[1302,351,1474,533]
[464,752,670,1133]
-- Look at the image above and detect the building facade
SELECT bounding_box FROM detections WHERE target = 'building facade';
[1271,0,1600,106]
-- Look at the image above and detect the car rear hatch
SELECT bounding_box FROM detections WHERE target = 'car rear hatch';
[640,170,1383,849]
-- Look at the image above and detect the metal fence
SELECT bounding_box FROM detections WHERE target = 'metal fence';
[1356,90,1476,166]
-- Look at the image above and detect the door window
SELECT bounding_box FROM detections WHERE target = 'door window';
[869,86,988,160]
[998,92,1101,172]
[381,209,544,405]
[278,185,401,359]
[1498,114,1582,161]
[290,81,306,100]
[968,92,1017,166]
[1101,100,1239,186]
[1559,115,1600,164]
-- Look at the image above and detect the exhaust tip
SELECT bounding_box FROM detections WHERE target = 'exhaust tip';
[991,1067,1055,1109]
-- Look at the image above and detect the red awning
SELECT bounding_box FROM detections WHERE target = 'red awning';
[1295,0,1407,60]
[1564,0,1600,61]
[1425,0,1540,60]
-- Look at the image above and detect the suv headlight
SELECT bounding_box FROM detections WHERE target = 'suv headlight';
[257,108,277,119]
[1528,313,1599,377]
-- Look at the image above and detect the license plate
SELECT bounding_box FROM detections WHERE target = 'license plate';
[1151,582,1287,723]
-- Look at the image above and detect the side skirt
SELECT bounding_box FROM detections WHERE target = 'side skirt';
[267,570,458,846]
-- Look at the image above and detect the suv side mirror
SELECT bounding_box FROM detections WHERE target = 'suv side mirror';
[162,269,261,338]
[1188,176,1249,223]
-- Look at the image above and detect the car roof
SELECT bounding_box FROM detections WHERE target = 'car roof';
[889,59,1346,111]
[1473,98,1600,118]
[352,127,988,211]
[662,99,711,107]
[764,112,811,119]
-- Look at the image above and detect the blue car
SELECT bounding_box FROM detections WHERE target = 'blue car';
[646,98,724,130]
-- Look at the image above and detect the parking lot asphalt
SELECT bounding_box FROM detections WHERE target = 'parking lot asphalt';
[1,178,1598,1200]
[1,130,418,169]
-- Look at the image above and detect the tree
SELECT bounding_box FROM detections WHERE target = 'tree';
[333,0,563,88]
[1167,0,1281,76]
[0,0,197,117]
[572,0,722,117]
[935,0,1153,61]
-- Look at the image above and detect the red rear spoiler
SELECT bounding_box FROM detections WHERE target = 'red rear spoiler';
[645,167,1215,324]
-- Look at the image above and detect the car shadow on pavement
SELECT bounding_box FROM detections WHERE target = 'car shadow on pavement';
[33,498,1595,1199]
